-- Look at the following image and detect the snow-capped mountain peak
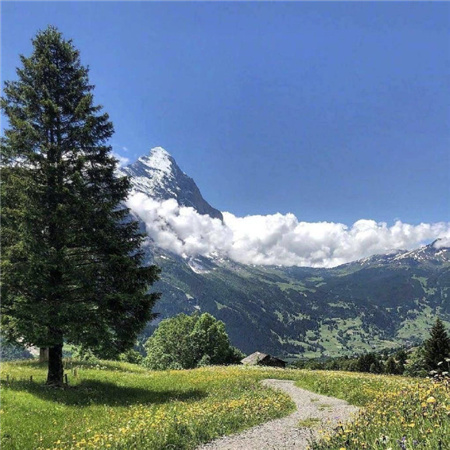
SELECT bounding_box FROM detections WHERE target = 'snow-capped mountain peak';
[347,241,450,270]
[119,147,223,221]
[138,147,173,175]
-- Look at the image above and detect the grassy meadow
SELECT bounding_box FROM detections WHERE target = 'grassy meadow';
[1,361,449,450]
[296,372,450,450]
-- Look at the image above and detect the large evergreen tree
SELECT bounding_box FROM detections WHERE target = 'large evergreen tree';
[1,26,160,385]
[423,318,450,371]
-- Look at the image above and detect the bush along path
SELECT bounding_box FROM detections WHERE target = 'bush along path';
[197,379,358,450]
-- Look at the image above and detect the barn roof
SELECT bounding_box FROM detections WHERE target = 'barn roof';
[241,351,269,365]
[241,351,287,367]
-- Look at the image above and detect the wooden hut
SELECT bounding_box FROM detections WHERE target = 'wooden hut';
[241,351,286,368]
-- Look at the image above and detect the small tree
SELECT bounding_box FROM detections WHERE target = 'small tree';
[385,356,399,375]
[144,313,243,370]
[395,349,407,374]
[423,318,450,371]
[356,353,379,373]
[404,346,427,377]
[1,26,160,385]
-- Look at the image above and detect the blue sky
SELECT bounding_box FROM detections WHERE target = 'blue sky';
[2,1,449,226]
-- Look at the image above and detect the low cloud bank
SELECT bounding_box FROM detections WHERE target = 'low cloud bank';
[127,192,450,268]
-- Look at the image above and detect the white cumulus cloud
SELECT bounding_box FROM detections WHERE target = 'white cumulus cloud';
[112,152,130,168]
[434,236,450,249]
[126,192,450,268]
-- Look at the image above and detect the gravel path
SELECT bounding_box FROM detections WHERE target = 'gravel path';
[197,379,358,450]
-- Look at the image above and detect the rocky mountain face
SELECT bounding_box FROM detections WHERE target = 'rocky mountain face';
[119,147,223,220]
[121,148,450,358]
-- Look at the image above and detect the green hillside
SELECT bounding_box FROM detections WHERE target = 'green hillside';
[147,243,450,358]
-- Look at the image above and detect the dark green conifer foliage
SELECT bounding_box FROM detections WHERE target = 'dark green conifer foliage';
[395,349,407,374]
[423,318,450,371]
[1,26,160,385]
[385,356,399,375]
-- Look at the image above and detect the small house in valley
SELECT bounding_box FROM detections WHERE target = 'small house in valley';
[241,351,286,368]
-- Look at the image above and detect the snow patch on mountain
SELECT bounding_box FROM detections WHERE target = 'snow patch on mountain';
[187,258,212,274]
[143,146,172,174]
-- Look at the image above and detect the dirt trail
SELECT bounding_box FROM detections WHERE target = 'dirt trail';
[197,379,358,450]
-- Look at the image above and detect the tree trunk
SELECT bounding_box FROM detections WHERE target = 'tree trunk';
[46,340,64,386]
[39,347,49,362]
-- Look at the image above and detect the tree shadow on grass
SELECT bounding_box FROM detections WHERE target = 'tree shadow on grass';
[4,379,207,407]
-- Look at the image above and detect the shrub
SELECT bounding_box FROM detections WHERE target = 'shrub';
[144,313,244,370]
[119,349,144,365]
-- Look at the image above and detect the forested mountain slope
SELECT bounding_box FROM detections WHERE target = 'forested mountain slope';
[122,148,450,358]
